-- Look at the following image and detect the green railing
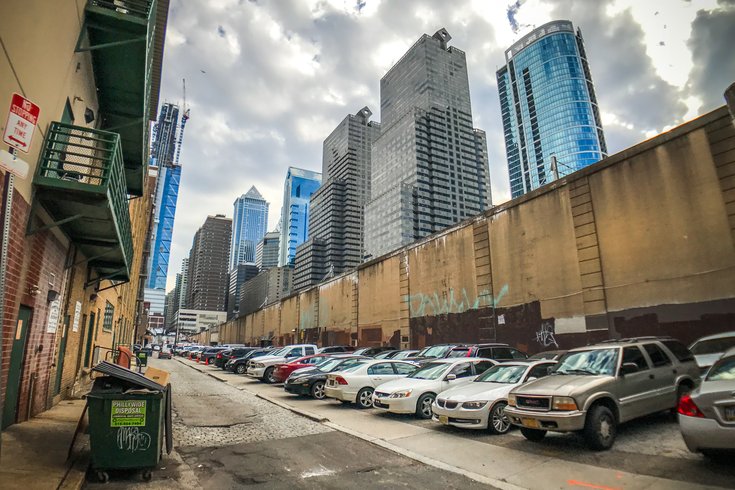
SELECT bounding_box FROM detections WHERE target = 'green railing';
[88,0,155,20]
[36,122,134,270]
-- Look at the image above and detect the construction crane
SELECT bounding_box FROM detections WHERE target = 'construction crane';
[174,78,190,166]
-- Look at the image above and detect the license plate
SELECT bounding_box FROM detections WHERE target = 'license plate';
[725,406,735,422]
[439,415,449,425]
[521,417,541,429]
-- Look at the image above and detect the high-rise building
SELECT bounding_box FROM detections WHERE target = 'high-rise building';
[278,167,321,266]
[230,186,269,269]
[178,256,189,309]
[227,264,259,319]
[186,214,232,311]
[364,29,491,259]
[256,231,280,271]
[497,20,607,198]
[238,266,294,317]
[293,107,380,290]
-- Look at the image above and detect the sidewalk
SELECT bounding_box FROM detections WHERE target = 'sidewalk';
[0,399,89,490]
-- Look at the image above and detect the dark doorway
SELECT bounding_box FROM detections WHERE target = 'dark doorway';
[2,305,32,428]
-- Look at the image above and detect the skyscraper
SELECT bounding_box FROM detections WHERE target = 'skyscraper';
[256,231,280,271]
[497,20,607,198]
[185,214,232,311]
[230,186,269,269]
[293,107,380,290]
[364,29,491,259]
[278,167,321,266]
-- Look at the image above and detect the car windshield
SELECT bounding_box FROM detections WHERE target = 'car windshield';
[313,357,333,365]
[706,357,735,381]
[393,351,417,359]
[320,358,360,372]
[268,347,288,356]
[417,345,452,358]
[339,361,368,373]
[475,364,527,383]
[374,351,394,359]
[408,362,450,380]
[691,337,735,355]
[553,348,618,376]
[446,348,470,358]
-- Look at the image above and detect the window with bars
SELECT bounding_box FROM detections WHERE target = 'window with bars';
[103,301,114,331]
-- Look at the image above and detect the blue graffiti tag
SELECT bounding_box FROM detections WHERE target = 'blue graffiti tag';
[404,284,508,317]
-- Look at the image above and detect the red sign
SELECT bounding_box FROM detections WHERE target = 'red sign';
[3,93,40,153]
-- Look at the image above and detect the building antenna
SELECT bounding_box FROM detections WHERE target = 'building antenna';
[174,78,190,166]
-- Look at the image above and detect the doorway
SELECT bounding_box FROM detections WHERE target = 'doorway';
[84,311,95,367]
[2,305,32,429]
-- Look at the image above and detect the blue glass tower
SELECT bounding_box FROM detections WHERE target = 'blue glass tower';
[230,186,269,269]
[278,167,321,266]
[497,20,607,198]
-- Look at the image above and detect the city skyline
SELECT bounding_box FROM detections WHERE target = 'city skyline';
[159,0,734,290]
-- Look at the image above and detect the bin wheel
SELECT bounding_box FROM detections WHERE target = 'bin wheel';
[96,471,109,483]
[142,469,152,481]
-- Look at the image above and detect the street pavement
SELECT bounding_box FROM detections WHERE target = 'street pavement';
[184,359,735,490]
[85,357,493,489]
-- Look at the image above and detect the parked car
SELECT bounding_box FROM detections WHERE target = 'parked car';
[446,343,528,361]
[678,346,735,458]
[157,345,173,360]
[432,361,556,433]
[352,346,398,357]
[374,349,420,360]
[504,337,700,450]
[324,359,418,408]
[689,331,735,375]
[402,344,468,363]
[284,356,369,399]
[226,349,274,374]
[373,358,497,419]
[272,355,334,383]
[247,345,319,382]
[529,350,568,361]
[188,347,205,361]
[215,347,256,368]
[317,345,354,354]
[199,347,228,365]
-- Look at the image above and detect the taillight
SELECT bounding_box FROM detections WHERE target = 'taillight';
[677,394,704,418]
[217,353,222,359]
[335,376,348,385]
[466,350,472,357]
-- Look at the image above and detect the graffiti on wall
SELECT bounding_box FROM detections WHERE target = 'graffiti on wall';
[534,321,558,348]
[404,284,509,317]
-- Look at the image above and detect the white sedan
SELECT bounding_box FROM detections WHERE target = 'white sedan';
[324,360,418,408]
[432,360,556,433]
[373,358,497,419]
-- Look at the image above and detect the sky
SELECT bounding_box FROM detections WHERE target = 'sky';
[157,0,735,292]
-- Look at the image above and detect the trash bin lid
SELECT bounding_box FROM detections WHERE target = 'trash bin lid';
[92,361,166,392]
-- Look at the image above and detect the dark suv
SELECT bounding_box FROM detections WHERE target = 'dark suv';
[199,347,228,365]
[215,347,256,368]
[447,343,528,361]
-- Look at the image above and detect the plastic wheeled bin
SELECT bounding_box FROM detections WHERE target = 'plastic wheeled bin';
[87,362,172,483]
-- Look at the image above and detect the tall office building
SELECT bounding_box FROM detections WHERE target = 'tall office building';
[230,186,269,269]
[178,256,189,309]
[256,231,280,271]
[294,107,380,290]
[364,29,491,259]
[497,20,607,198]
[227,264,259,319]
[278,167,321,266]
[185,214,232,311]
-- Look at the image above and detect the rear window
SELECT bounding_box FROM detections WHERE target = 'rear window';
[643,343,672,367]
[690,337,735,356]
[706,357,735,381]
[661,340,695,362]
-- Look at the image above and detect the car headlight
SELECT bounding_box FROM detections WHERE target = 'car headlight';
[290,377,307,384]
[461,401,488,410]
[253,363,264,368]
[507,394,517,407]
[389,390,413,398]
[552,396,578,411]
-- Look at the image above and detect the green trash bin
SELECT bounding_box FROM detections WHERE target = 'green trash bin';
[86,378,164,482]
[137,350,148,367]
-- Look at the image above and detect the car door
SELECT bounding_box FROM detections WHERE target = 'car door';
[641,343,677,410]
[616,346,655,421]
[367,362,398,386]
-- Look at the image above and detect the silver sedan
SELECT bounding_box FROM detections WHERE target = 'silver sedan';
[678,346,735,458]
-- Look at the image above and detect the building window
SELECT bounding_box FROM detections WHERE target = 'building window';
[103,301,114,332]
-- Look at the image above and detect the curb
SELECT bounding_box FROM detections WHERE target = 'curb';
[59,438,90,490]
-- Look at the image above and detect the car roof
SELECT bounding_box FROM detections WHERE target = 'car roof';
[691,331,735,343]
[423,357,493,365]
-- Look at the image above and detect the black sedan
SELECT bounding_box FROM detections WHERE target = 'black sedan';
[284,356,367,399]
[215,347,256,368]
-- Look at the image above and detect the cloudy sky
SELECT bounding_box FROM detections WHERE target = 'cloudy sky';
[158,0,735,291]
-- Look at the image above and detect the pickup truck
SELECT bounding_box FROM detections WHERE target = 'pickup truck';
[247,344,318,383]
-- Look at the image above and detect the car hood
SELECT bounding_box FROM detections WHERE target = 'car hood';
[694,354,722,369]
[440,382,516,402]
[511,374,612,397]
[377,377,442,394]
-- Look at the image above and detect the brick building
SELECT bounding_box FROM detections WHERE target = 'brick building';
[0,0,170,428]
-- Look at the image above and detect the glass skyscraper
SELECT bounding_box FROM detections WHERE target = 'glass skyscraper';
[497,20,607,198]
[278,167,321,266]
[230,186,269,269]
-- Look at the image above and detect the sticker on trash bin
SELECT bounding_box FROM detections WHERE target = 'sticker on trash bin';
[110,400,147,427]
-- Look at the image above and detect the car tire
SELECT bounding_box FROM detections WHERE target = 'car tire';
[488,402,512,435]
[356,387,374,409]
[263,367,276,384]
[310,381,326,400]
[415,393,435,419]
[584,405,617,451]
[520,427,547,442]
[235,364,246,375]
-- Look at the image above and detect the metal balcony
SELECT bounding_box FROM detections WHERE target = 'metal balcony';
[77,0,158,196]
[32,122,133,283]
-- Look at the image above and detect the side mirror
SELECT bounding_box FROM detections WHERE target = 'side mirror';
[445,374,457,381]
[620,362,639,376]
[526,376,538,382]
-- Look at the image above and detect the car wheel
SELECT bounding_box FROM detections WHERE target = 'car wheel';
[356,387,374,409]
[415,393,435,419]
[263,367,276,384]
[584,405,617,450]
[235,364,246,375]
[310,381,326,400]
[488,402,511,435]
[520,427,547,442]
